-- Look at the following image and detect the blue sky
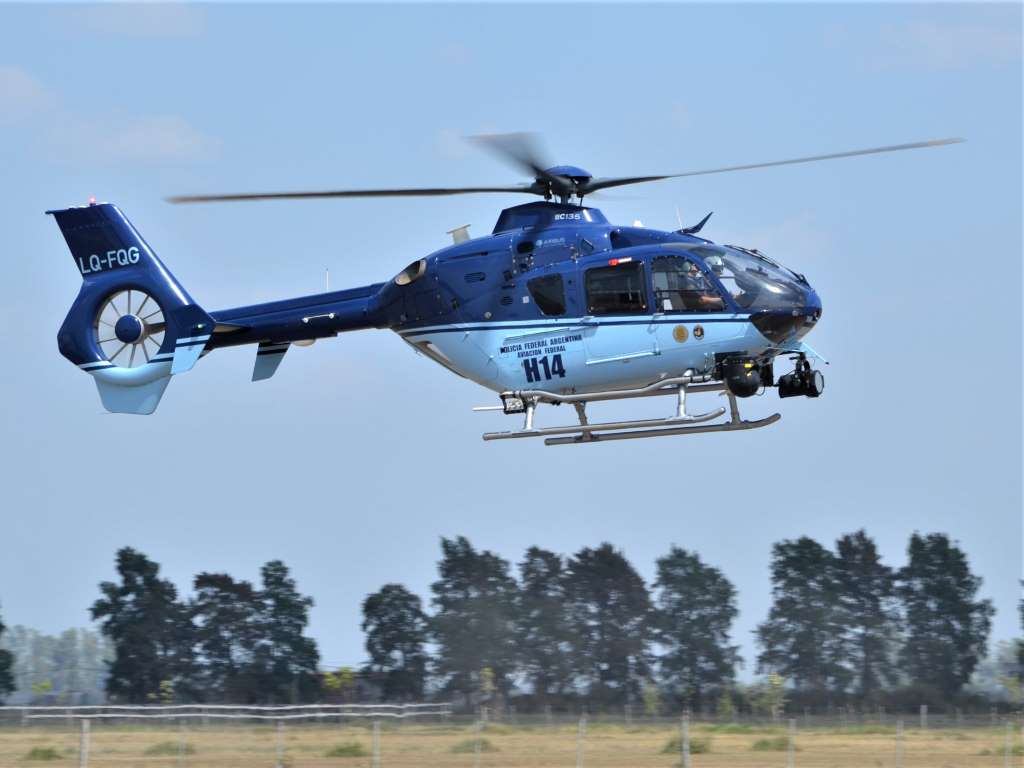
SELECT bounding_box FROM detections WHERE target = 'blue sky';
[0,3,1020,680]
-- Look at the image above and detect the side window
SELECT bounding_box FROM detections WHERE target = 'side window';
[585,262,647,315]
[651,256,726,312]
[527,274,566,316]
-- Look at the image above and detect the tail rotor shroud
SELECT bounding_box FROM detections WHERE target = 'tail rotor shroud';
[94,289,166,368]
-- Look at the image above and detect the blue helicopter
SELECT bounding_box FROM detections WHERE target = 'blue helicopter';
[49,134,961,445]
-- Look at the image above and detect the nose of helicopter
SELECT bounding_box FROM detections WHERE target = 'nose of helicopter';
[750,290,822,345]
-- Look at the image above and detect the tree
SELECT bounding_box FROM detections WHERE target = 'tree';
[256,561,321,703]
[430,537,519,705]
[516,548,573,699]
[361,583,428,700]
[564,543,652,706]
[833,530,900,699]
[0,608,14,702]
[653,546,740,711]
[897,532,994,698]
[756,537,850,698]
[90,548,194,702]
[190,572,263,701]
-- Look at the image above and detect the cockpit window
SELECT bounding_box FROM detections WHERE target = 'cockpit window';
[692,246,806,310]
[585,262,647,315]
[527,274,566,316]
[394,259,427,286]
[652,256,726,312]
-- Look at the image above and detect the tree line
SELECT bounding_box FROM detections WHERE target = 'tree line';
[0,532,1015,710]
[362,532,999,711]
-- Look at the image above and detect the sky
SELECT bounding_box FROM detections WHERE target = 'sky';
[0,2,1020,681]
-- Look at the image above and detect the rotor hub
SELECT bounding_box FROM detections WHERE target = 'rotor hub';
[114,314,146,344]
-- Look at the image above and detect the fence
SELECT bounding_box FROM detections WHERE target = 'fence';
[1,704,1022,767]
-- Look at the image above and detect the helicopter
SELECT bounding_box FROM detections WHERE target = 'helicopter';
[49,133,961,445]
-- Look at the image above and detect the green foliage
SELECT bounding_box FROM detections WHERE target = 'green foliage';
[516,548,574,698]
[2,626,113,704]
[751,736,794,751]
[897,533,994,698]
[564,543,652,705]
[143,741,196,756]
[978,745,1024,756]
[756,537,850,694]
[749,674,787,717]
[641,680,660,716]
[189,560,320,703]
[24,746,62,761]
[0,609,13,702]
[450,738,499,753]
[323,742,368,757]
[834,530,900,697]
[661,735,712,754]
[653,546,740,710]
[715,687,736,719]
[361,584,427,700]
[430,537,519,704]
[91,547,194,703]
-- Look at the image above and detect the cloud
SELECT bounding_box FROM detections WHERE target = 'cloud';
[66,3,204,38]
[0,66,55,125]
[865,21,1021,72]
[47,113,219,166]
[0,67,217,166]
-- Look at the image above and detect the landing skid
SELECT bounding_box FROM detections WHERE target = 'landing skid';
[477,375,780,446]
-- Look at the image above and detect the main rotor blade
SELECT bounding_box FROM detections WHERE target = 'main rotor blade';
[168,185,534,204]
[583,137,965,194]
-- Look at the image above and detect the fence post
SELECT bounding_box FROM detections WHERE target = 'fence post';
[575,713,587,768]
[472,718,482,768]
[275,720,285,768]
[544,704,553,728]
[895,719,904,768]
[176,721,187,768]
[78,719,90,768]
[624,703,632,727]
[1004,721,1012,768]
[680,713,690,768]
[919,704,927,730]
[372,719,382,768]
[787,718,796,768]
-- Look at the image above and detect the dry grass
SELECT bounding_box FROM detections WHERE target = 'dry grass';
[0,720,1018,767]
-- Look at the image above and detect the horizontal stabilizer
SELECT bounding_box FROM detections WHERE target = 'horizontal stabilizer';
[253,342,290,381]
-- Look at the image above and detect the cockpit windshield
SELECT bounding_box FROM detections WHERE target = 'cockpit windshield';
[691,246,807,310]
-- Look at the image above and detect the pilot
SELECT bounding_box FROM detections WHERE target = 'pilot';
[683,261,725,311]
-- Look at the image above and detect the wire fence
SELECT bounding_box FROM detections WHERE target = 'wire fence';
[0,706,1022,768]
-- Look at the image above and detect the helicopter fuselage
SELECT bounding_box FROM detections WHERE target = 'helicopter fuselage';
[207,201,822,396]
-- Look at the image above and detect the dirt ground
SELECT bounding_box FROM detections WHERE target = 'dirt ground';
[1,720,1021,768]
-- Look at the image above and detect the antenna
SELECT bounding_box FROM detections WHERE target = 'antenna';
[675,206,684,229]
[325,268,330,292]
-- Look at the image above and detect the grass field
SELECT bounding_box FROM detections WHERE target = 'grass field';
[1,719,1021,768]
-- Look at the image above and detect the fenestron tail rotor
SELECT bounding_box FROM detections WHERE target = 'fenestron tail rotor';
[94,290,165,369]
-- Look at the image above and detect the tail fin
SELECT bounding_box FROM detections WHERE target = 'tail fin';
[49,202,214,414]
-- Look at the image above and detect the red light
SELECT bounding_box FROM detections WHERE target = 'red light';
[608,258,619,266]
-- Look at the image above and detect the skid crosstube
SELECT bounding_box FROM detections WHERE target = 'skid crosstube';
[480,375,781,446]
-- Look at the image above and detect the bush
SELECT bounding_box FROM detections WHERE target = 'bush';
[752,736,795,751]
[450,738,499,753]
[661,735,712,754]
[144,741,196,756]
[25,747,62,761]
[324,742,368,758]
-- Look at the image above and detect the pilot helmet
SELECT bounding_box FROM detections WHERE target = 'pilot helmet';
[704,253,725,274]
